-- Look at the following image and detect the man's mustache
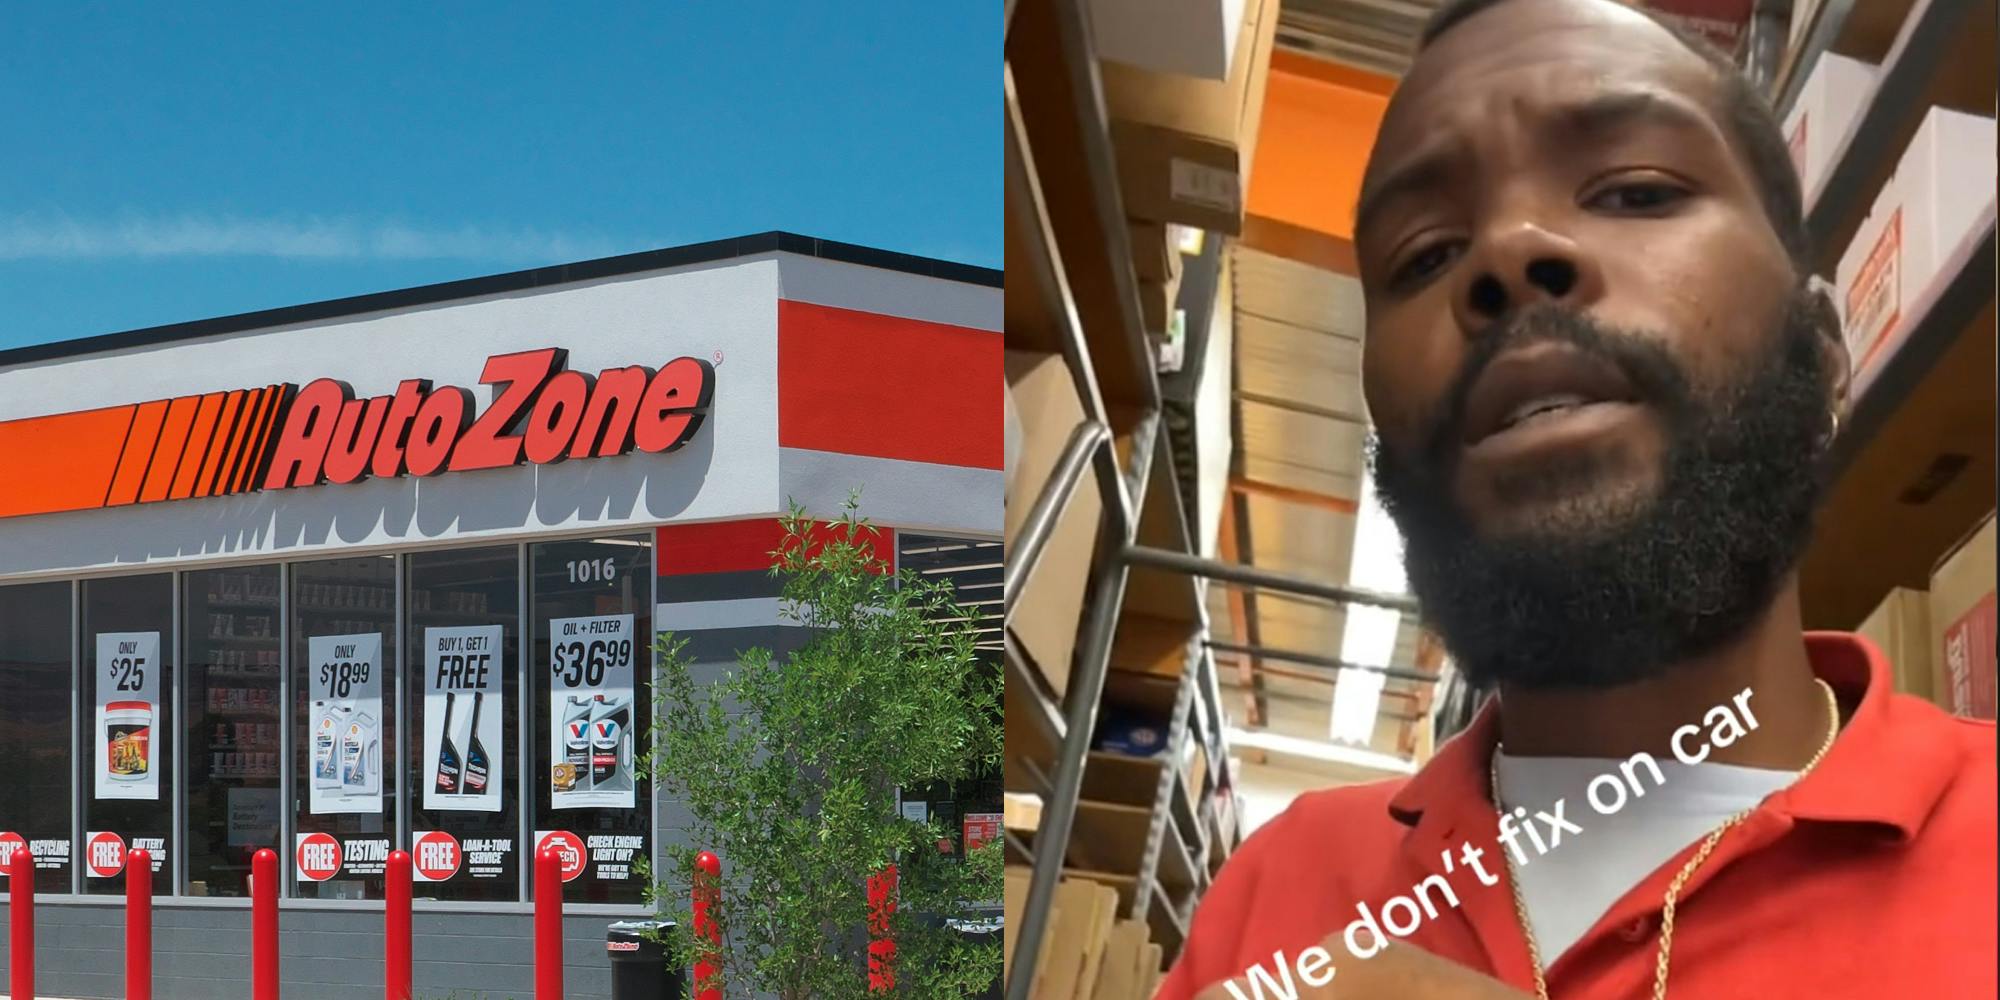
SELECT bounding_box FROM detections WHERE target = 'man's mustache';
[1418,306,1692,465]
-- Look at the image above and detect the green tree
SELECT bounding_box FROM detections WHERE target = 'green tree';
[643,500,1003,998]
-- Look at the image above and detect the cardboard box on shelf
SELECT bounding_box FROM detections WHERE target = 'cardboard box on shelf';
[1044,877,1121,1000]
[1005,350,1104,701]
[1836,107,1996,380]
[1892,107,1998,310]
[1855,587,1934,703]
[1142,945,1165,997]
[1182,736,1209,804]
[1929,512,1997,720]
[1090,918,1154,999]
[1837,174,1902,375]
[1003,865,1064,989]
[1091,0,1246,82]
[1783,52,1876,202]
[1102,0,1277,235]
[1129,220,1187,284]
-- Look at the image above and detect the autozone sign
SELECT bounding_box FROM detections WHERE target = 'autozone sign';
[0,348,713,520]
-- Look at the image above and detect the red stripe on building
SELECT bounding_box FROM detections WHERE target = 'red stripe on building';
[777,300,1001,469]
[656,517,896,577]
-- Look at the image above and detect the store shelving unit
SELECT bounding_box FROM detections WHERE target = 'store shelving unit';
[1003,0,1238,991]
[1775,0,1999,629]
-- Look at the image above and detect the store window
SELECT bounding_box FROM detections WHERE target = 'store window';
[530,535,652,905]
[0,582,75,893]
[292,556,398,898]
[407,546,520,901]
[183,566,284,896]
[896,534,1003,860]
[80,574,174,896]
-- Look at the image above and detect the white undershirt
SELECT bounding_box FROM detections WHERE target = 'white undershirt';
[1490,751,1799,967]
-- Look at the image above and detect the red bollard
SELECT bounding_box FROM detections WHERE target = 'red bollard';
[534,847,564,1000]
[128,848,153,1000]
[252,848,279,1000]
[692,851,722,1000]
[8,847,32,1000]
[867,864,897,992]
[385,850,412,1000]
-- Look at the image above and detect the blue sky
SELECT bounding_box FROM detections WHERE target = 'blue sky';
[0,4,996,350]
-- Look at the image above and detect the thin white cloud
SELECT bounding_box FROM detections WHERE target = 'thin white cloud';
[0,213,625,263]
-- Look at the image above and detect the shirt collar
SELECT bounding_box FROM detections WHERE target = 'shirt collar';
[1388,632,1959,842]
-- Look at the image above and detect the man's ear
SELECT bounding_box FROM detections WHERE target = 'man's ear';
[1805,274,1852,418]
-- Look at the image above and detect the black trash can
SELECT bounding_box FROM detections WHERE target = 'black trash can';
[607,919,686,1000]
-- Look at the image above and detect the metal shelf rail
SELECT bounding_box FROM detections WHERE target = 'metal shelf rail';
[1003,23,1155,995]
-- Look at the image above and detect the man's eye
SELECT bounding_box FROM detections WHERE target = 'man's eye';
[1585,182,1689,213]
[1391,242,1460,289]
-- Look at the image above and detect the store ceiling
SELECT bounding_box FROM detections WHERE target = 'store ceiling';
[1212,245,1425,768]
[1275,0,1447,78]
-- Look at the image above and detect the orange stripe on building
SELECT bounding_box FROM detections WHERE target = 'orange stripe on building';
[106,399,172,508]
[223,387,272,495]
[0,404,137,519]
[235,385,289,494]
[777,300,1001,469]
[208,387,262,498]
[195,390,248,498]
[139,396,202,503]
[169,392,228,500]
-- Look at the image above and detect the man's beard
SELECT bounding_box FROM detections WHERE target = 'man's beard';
[1369,289,1836,691]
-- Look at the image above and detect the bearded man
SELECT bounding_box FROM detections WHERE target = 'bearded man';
[1158,1,1997,997]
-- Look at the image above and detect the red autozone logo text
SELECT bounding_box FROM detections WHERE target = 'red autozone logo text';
[264,348,714,488]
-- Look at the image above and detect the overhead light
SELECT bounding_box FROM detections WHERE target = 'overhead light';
[1331,474,1407,746]
[1226,727,1416,775]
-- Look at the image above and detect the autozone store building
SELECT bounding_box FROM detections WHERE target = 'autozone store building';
[0,233,1001,1000]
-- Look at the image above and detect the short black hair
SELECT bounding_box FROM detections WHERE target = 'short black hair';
[1414,0,1810,268]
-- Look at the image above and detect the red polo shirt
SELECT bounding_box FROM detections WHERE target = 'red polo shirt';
[1159,633,1997,998]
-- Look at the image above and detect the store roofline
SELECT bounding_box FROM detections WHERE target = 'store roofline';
[0,230,1002,368]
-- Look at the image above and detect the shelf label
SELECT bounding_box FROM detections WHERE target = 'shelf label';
[1171,159,1240,216]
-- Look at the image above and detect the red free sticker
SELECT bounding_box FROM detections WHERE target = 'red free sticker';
[87,831,126,877]
[296,833,343,882]
[412,831,462,882]
[536,830,587,883]
[0,831,27,874]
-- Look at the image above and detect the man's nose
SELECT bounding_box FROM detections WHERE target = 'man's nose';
[1450,222,1605,334]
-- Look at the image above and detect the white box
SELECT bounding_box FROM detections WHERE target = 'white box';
[1836,107,1997,380]
[1090,0,1246,81]
[1836,174,1901,372]
[1783,53,1876,203]
[1895,107,1997,309]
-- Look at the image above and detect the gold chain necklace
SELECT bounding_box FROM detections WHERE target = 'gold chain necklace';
[1489,678,1840,1000]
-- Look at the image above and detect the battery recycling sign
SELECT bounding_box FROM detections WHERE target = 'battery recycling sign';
[95,631,163,801]
[548,614,636,810]
[422,625,504,813]
[307,633,384,815]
